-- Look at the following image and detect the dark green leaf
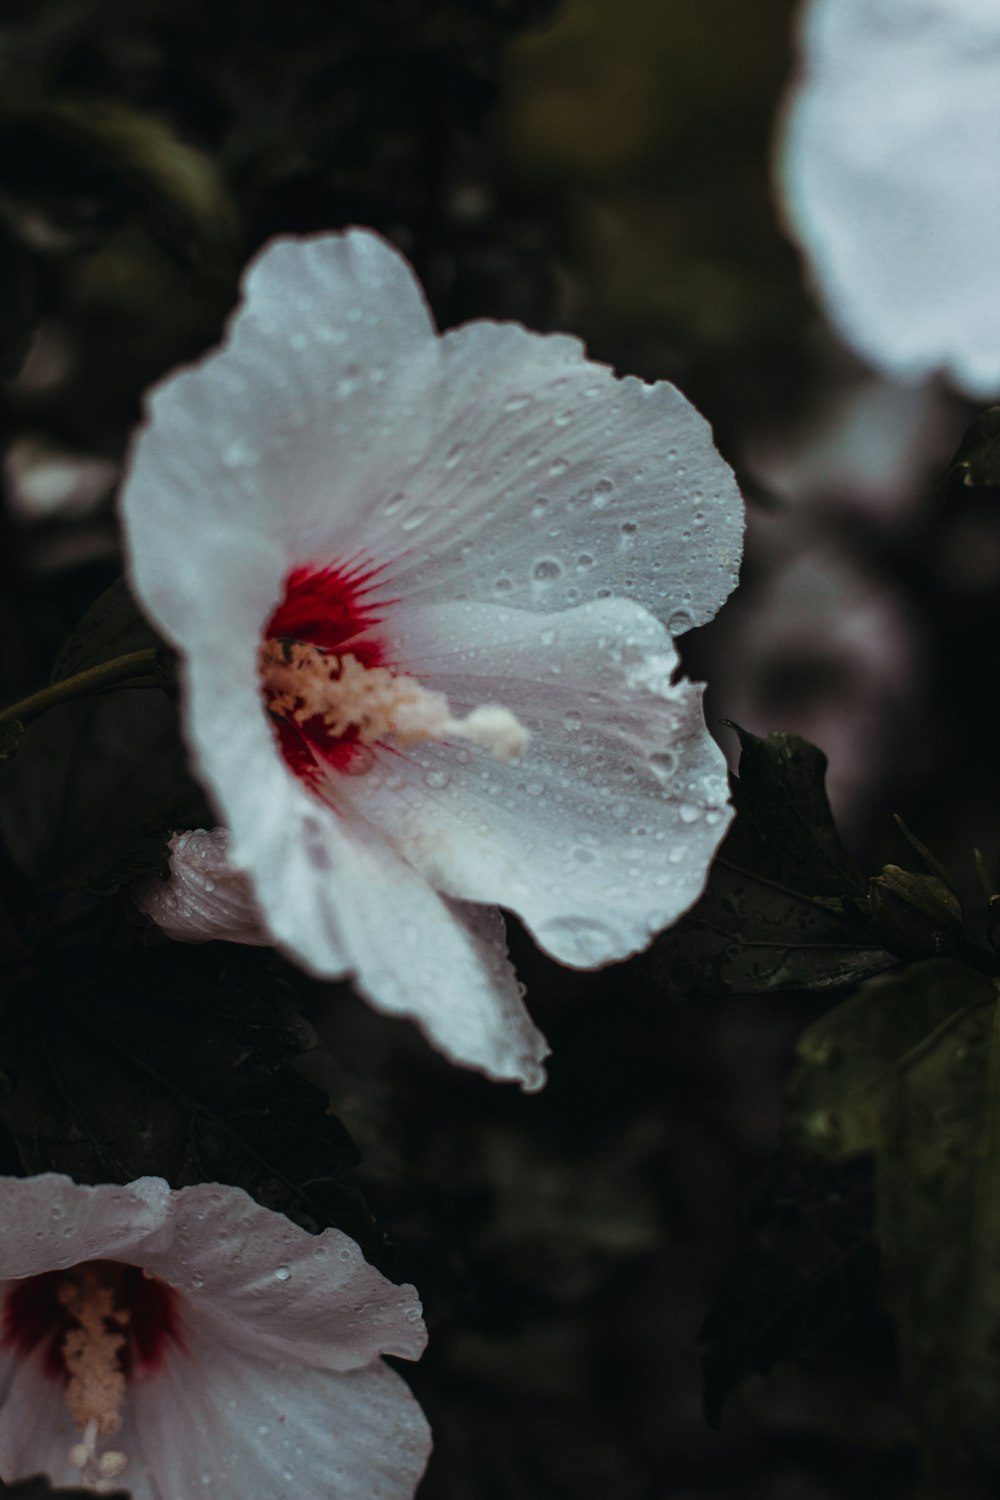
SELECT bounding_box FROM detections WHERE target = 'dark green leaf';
[49,578,161,684]
[786,960,1000,1495]
[940,407,1000,496]
[879,983,1000,1497]
[701,1154,877,1426]
[650,727,893,996]
[0,685,206,888]
[1,944,378,1254]
[1,582,203,888]
[785,959,992,1159]
[723,724,867,897]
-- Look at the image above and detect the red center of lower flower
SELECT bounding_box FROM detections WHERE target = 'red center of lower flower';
[2,1259,184,1382]
[262,558,391,783]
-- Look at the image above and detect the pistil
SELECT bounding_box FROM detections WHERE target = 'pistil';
[261,641,529,763]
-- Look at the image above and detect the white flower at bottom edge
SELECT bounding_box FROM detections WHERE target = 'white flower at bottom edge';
[778,0,1000,399]
[121,228,744,1091]
[0,1174,430,1499]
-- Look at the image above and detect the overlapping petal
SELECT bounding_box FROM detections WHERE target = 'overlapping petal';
[338,596,732,967]
[121,228,744,1085]
[0,1175,431,1497]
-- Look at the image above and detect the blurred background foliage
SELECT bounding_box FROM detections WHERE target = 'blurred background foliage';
[2,1,999,1497]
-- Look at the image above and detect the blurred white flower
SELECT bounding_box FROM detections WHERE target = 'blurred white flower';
[0,1173,429,1498]
[778,0,1000,398]
[122,229,743,1089]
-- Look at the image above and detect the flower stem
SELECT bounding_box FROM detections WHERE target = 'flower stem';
[0,649,161,730]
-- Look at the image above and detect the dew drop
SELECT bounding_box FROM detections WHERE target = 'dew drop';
[533,558,562,582]
[563,710,582,731]
[424,769,450,790]
[667,608,694,634]
[494,576,513,593]
[549,457,570,477]
[274,1265,292,1282]
[649,750,678,779]
[401,507,430,532]
[503,392,533,412]
[678,803,701,824]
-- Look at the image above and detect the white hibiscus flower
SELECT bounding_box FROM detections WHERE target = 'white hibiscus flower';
[778,0,1000,398]
[122,229,743,1090]
[0,1174,429,1497]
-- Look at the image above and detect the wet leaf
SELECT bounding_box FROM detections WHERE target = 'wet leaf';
[651,727,894,996]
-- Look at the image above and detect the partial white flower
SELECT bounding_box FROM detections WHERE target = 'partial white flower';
[121,228,743,1089]
[778,0,1000,398]
[0,1174,430,1498]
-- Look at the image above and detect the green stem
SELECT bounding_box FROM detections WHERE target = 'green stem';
[0,649,161,730]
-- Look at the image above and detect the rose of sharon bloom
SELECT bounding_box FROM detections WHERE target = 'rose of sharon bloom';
[123,229,743,1089]
[778,0,1000,399]
[0,1174,429,1497]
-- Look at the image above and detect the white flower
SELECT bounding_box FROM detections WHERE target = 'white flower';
[121,229,743,1089]
[0,1174,430,1498]
[778,0,1000,398]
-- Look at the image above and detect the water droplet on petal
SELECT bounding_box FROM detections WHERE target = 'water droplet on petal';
[667,609,694,634]
[274,1265,292,1282]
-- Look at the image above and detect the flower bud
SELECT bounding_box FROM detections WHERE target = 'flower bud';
[868,865,964,958]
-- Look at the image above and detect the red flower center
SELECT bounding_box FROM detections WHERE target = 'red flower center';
[261,558,390,783]
[2,1260,184,1382]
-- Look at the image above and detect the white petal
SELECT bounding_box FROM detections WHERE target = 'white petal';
[0,1175,170,1279]
[136,829,269,946]
[0,1350,82,1490]
[122,230,742,647]
[138,1182,426,1372]
[370,320,743,630]
[779,0,1000,398]
[337,597,733,967]
[124,1331,430,1500]
[256,810,550,1090]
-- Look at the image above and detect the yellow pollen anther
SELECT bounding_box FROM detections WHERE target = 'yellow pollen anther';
[261,642,529,763]
[58,1269,131,1491]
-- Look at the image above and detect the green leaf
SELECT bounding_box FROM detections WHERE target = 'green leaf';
[0,580,203,889]
[49,577,162,684]
[1,944,378,1254]
[786,960,1000,1495]
[650,727,894,996]
[786,960,992,1159]
[700,1153,877,1426]
[940,407,1000,495]
[879,986,1000,1497]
